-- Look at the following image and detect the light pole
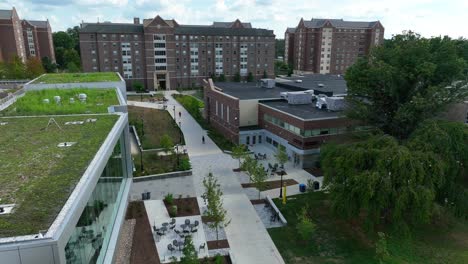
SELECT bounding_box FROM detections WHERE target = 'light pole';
[140,116,144,173]
[173,105,176,122]
[279,168,285,198]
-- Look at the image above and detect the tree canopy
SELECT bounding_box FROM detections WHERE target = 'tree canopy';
[53,28,81,71]
[345,32,468,140]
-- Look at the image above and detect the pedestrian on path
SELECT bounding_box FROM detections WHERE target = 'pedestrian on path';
[179,111,181,118]
[202,135,205,144]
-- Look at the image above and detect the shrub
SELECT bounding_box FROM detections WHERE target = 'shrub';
[375,232,390,263]
[169,205,178,217]
[178,156,191,171]
[214,254,223,264]
[296,207,316,242]
[165,193,174,205]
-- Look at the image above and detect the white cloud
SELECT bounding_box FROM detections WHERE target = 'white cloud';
[0,0,466,38]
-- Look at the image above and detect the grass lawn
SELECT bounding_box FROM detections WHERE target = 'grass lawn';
[133,152,190,176]
[0,115,119,237]
[128,106,184,149]
[33,72,120,83]
[1,88,119,116]
[172,94,235,151]
[269,192,468,264]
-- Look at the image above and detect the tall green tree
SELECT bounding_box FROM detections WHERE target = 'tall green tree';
[275,145,288,168]
[53,31,74,50]
[247,72,254,82]
[63,49,81,71]
[231,145,247,169]
[322,135,445,230]
[345,31,468,140]
[251,163,267,198]
[41,57,57,73]
[202,172,230,243]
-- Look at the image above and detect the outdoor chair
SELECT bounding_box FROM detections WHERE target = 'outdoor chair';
[167,244,175,255]
[268,163,273,169]
[194,220,199,227]
[199,243,206,253]
[185,219,190,225]
[174,228,181,235]
[152,226,159,233]
[183,229,190,234]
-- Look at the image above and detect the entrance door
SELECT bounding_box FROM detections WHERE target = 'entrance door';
[258,135,262,143]
[159,80,166,90]
[246,136,250,145]
[252,136,256,144]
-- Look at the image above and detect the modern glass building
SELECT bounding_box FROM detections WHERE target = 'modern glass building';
[0,73,132,264]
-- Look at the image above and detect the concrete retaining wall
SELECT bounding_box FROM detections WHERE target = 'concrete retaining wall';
[133,170,192,182]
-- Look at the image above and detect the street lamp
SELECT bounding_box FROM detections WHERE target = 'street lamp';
[279,168,285,198]
[175,144,180,166]
[173,105,176,121]
[140,116,144,172]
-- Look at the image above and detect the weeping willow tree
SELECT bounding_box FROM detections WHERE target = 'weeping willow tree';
[322,135,445,230]
[408,120,468,218]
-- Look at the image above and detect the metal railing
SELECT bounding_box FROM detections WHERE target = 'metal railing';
[0,88,26,111]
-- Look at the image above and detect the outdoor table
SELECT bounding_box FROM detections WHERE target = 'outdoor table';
[185,219,190,225]
[160,226,167,234]
[162,222,169,227]
[180,224,187,230]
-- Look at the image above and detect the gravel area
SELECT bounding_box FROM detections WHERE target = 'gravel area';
[253,204,284,228]
[115,219,136,264]
[208,248,230,257]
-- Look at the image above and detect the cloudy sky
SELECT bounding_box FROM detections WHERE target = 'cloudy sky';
[1,0,467,39]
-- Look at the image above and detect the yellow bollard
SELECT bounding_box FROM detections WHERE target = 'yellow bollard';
[282,184,287,204]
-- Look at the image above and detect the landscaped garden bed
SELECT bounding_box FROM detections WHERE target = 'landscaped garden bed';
[163,196,200,217]
[207,239,230,250]
[33,72,120,83]
[127,93,166,102]
[241,179,298,191]
[1,88,119,116]
[128,105,184,149]
[125,201,160,264]
[133,152,191,176]
[250,199,266,205]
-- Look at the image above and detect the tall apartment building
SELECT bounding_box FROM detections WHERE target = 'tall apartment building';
[79,15,275,90]
[285,18,384,74]
[0,7,55,63]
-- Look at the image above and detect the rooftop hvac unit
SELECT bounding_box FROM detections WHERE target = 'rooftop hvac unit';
[79,93,87,102]
[286,91,312,105]
[54,96,61,103]
[317,83,324,88]
[325,96,346,111]
[316,94,327,109]
[295,79,303,83]
[260,78,275,88]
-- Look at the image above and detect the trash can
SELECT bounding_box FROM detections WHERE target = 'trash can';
[313,181,320,190]
[299,183,306,193]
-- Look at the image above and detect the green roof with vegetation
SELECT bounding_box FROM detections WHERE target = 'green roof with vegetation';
[0,114,119,237]
[33,72,120,84]
[1,88,119,116]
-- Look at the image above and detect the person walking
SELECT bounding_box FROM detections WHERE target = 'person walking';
[179,111,181,118]
[202,135,205,144]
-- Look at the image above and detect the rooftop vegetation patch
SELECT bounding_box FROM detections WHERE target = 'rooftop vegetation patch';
[33,72,120,84]
[0,114,118,237]
[1,88,119,116]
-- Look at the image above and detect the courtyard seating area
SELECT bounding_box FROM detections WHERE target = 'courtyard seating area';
[144,200,209,262]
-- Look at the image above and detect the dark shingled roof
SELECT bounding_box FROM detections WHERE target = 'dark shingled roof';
[285,27,296,33]
[174,25,274,36]
[27,20,48,28]
[0,10,12,19]
[304,18,378,29]
[80,23,144,34]
[212,21,252,28]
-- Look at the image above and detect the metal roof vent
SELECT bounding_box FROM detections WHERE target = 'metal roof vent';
[0,122,8,126]
[57,142,76,148]
[317,83,324,88]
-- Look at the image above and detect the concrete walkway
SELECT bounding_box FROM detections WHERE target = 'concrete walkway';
[129,93,284,264]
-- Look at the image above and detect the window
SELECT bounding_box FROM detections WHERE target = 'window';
[154,43,166,48]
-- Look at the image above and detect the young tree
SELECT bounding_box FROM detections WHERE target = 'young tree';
[180,236,198,264]
[66,62,80,73]
[41,57,57,73]
[247,72,254,82]
[241,155,257,182]
[275,145,288,168]
[345,32,468,140]
[251,163,267,198]
[231,145,247,169]
[133,81,144,92]
[202,172,230,243]
[160,134,174,155]
[63,49,81,70]
[25,57,45,78]
[233,72,241,82]
[218,74,226,82]
[6,55,26,79]
[296,207,316,242]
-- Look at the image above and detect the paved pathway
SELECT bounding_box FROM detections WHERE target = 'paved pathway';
[129,92,284,264]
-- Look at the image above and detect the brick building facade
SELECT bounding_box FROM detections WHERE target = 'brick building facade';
[0,7,55,63]
[285,18,384,74]
[79,15,275,91]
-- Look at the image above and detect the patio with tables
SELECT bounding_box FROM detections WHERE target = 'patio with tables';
[144,200,209,263]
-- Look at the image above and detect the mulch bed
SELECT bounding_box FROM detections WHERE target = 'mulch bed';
[250,199,266,205]
[125,201,160,264]
[200,255,232,264]
[305,167,323,176]
[201,215,214,223]
[163,197,200,217]
[207,239,230,250]
[241,179,299,191]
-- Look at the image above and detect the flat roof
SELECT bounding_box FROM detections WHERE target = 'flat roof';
[33,72,120,84]
[276,74,348,95]
[213,82,292,100]
[1,88,119,116]
[260,99,342,120]
[0,114,119,238]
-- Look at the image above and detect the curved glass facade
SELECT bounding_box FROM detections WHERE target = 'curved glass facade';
[65,133,128,263]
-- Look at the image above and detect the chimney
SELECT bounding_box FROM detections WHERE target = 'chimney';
[134,17,140,24]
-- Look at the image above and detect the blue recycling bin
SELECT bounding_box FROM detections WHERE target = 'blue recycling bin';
[299,183,306,193]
